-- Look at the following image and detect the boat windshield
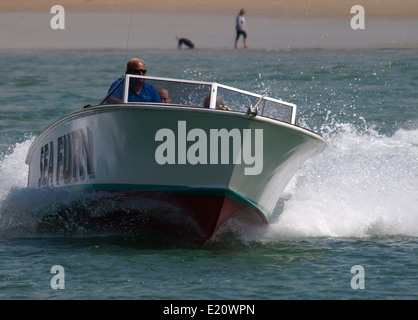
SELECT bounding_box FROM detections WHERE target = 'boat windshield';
[100,75,296,124]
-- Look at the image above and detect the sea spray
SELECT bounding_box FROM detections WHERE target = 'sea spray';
[0,138,35,236]
[0,138,32,200]
[268,124,418,239]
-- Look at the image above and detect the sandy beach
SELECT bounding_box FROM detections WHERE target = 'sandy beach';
[1,0,417,50]
[2,0,418,17]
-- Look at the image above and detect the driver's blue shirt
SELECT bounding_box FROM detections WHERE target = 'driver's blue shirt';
[108,78,161,103]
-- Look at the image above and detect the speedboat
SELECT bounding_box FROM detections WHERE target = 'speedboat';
[25,75,327,243]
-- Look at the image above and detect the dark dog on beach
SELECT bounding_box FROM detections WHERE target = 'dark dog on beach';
[177,37,195,49]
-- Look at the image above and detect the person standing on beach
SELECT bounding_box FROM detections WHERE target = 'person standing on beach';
[235,9,248,49]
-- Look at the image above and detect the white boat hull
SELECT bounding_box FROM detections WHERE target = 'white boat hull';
[26,105,326,242]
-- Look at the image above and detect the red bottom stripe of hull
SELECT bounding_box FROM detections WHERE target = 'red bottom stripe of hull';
[37,190,269,244]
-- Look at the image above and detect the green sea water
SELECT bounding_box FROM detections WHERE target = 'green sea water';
[0,48,417,300]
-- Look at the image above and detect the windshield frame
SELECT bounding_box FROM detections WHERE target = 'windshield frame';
[100,75,297,124]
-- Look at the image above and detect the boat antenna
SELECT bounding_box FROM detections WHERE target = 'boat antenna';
[123,2,135,65]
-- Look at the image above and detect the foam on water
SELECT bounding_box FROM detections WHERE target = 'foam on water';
[0,139,32,197]
[268,123,418,239]
[0,138,37,237]
[1,123,417,240]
